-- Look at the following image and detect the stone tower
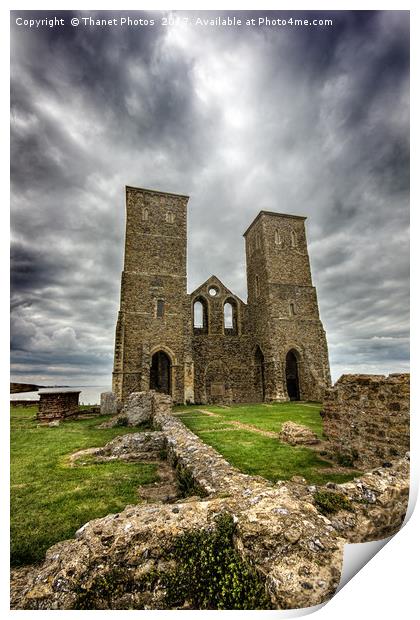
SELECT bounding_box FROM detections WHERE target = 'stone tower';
[112,186,194,403]
[244,211,331,402]
[112,187,331,405]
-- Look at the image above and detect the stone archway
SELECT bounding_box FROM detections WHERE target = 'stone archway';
[150,350,171,395]
[285,350,300,401]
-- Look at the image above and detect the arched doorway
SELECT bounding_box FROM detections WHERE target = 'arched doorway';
[150,350,171,395]
[285,350,300,401]
[255,346,265,402]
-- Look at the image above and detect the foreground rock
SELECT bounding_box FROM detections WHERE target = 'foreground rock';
[100,392,122,416]
[99,391,156,428]
[279,421,319,446]
[11,389,409,610]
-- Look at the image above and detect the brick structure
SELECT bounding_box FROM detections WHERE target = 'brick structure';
[37,391,81,421]
[321,374,410,469]
[112,186,331,404]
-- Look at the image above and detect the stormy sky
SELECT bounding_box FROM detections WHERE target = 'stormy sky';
[10,10,409,387]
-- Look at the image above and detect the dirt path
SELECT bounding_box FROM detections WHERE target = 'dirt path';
[192,408,278,438]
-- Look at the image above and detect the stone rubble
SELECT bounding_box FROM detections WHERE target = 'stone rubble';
[11,388,410,611]
[100,391,122,416]
[99,391,155,428]
[279,421,319,446]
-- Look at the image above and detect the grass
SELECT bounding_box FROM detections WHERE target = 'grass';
[10,406,159,567]
[197,402,325,436]
[178,402,360,486]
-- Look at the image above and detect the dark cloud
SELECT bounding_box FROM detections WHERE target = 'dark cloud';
[10,10,409,385]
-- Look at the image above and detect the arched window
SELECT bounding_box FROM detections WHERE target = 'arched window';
[166,211,175,223]
[289,302,296,316]
[275,229,281,246]
[142,208,149,222]
[291,230,297,248]
[224,302,233,328]
[224,299,238,335]
[193,297,208,334]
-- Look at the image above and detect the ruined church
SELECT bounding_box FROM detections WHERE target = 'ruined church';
[112,186,331,405]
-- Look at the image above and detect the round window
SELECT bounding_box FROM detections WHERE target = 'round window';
[208,286,218,297]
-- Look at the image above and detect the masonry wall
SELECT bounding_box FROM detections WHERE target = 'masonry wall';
[37,391,80,421]
[321,374,410,469]
[112,187,192,404]
[244,211,331,401]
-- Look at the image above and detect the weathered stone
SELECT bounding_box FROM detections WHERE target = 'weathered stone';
[100,392,121,415]
[37,391,80,422]
[100,391,156,428]
[111,186,331,405]
[88,432,166,462]
[11,395,409,610]
[321,374,410,469]
[279,421,319,446]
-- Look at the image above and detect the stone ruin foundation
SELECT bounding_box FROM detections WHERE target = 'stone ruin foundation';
[11,380,410,611]
[321,374,410,470]
[37,391,81,422]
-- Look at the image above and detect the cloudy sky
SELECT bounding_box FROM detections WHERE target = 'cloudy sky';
[10,10,409,387]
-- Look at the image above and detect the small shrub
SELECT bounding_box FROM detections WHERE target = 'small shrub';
[158,448,168,461]
[314,490,355,516]
[175,463,206,498]
[116,416,129,427]
[163,513,272,609]
[337,453,354,468]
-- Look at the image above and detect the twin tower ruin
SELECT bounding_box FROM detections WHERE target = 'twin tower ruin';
[112,186,331,405]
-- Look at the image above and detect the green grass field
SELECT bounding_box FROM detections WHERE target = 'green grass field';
[10,406,159,567]
[11,401,359,568]
[177,402,360,485]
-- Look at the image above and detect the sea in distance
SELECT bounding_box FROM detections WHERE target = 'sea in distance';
[10,386,110,405]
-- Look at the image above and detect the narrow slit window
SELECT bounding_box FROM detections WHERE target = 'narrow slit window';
[289,302,296,316]
[291,230,297,248]
[275,230,281,246]
[157,299,165,318]
[142,208,149,222]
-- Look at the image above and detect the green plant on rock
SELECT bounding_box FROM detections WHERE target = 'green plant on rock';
[175,463,206,498]
[163,513,272,610]
[314,490,355,516]
[74,567,159,609]
[336,453,355,467]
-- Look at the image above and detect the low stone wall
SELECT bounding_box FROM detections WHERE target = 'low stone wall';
[10,400,39,408]
[321,374,410,469]
[37,391,81,422]
[12,390,410,611]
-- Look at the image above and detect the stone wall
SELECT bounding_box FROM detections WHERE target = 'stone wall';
[10,400,39,407]
[37,391,81,422]
[13,392,409,610]
[112,187,192,405]
[321,374,410,469]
